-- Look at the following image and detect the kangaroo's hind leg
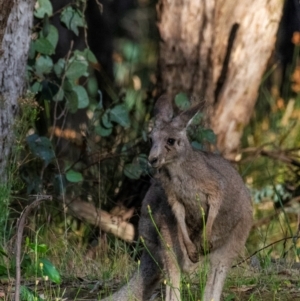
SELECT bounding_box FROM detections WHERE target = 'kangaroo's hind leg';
[159,223,182,301]
[101,250,161,301]
[142,184,191,301]
[203,249,232,301]
[203,218,251,301]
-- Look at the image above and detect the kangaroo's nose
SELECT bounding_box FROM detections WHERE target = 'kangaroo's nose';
[149,156,158,166]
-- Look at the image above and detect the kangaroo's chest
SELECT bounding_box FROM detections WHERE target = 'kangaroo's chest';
[159,170,208,213]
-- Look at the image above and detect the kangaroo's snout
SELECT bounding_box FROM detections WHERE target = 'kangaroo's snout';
[148,143,161,168]
[148,154,159,167]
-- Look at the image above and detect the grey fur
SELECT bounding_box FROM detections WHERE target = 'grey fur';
[101,95,253,301]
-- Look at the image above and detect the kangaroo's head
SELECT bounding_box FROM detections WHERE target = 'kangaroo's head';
[148,95,203,169]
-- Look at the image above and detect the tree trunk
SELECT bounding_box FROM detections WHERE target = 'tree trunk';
[0,0,35,182]
[157,0,283,160]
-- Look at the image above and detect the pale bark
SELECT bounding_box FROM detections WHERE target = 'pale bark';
[0,0,35,182]
[157,0,283,160]
[67,197,135,242]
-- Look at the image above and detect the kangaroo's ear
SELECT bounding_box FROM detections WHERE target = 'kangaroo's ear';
[173,101,205,129]
[154,94,174,125]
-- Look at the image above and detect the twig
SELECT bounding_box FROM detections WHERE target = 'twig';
[233,235,299,268]
[15,195,52,301]
[94,0,103,14]
[260,149,300,168]
[242,146,300,168]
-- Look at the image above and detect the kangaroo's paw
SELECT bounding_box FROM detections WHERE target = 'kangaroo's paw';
[186,242,199,263]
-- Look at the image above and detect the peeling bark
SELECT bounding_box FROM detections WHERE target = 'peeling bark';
[0,0,35,182]
[157,0,283,160]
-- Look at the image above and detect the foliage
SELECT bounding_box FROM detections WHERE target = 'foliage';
[0,237,61,299]
[23,0,158,205]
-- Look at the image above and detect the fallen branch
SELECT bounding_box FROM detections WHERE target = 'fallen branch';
[66,197,135,242]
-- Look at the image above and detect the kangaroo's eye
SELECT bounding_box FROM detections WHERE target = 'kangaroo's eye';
[167,138,175,146]
[149,137,153,145]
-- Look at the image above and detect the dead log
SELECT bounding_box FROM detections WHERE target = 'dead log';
[66,197,135,242]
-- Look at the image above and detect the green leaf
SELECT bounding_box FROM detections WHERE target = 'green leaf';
[125,89,138,110]
[39,258,61,284]
[95,125,112,137]
[201,129,216,144]
[53,87,64,101]
[60,7,85,36]
[66,170,83,183]
[31,81,42,93]
[54,58,65,77]
[84,48,97,63]
[109,104,130,128]
[42,13,50,37]
[28,243,48,254]
[72,86,89,109]
[124,155,148,180]
[34,38,54,55]
[65,90,78,113]
[42,25,58,50]
[20,286,41,301]
[87,76,98,97]
[136,154,148,170]
[65,55,88,80]
[124,163,143,179]
[34,0,53,19]
[175,92,190,110]
[122,41,140,62]
[101,112,113,128]
[191,141,203,150]
[35,55,53,75]
[26,134,55,166]
[62,79,74,92]
[190,112,203,125]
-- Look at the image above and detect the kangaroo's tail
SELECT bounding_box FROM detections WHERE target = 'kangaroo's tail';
[101,251,161,301]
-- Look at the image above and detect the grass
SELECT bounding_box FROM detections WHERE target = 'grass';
[2,177,300,301]
[1,201,300,301]
[224,263,300,301]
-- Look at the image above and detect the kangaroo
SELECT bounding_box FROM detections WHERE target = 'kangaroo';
[101,95,252,301]
[101,181,197,301]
